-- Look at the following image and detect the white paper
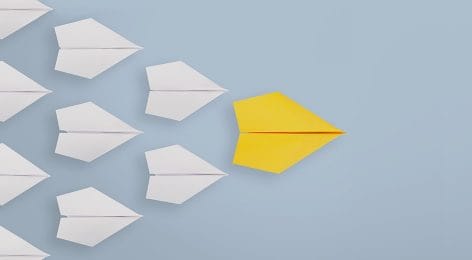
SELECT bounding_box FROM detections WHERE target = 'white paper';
[145,145,227,204]
[0,0,52,40]
[54,102,142,162]
[56,187,141,247]
[0,226,49,259]
[145,61,227,121]
[0,61,51,122]
[0,143,49,206]
[54,18,142,79]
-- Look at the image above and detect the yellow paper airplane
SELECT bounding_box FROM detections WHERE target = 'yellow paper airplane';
[233,92,344,174]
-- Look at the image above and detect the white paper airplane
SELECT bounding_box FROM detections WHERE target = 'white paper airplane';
[145,61,227,121]
[0,0,52,40]
[145,145,227,204]
[56,187,142,247]
[0,61,51,122]
[0,226,49,259]
[54,18,142,79]
[0,143,49,206]
[55,102,142,162]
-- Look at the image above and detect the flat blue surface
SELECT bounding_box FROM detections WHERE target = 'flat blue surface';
[0,0,470,259]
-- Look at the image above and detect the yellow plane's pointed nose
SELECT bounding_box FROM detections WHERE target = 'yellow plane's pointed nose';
[233,92,344,174]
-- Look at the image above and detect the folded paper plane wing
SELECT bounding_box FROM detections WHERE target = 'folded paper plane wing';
[54,18,142,79]
[145,145,227,204]
[233,92,344,174]
[55,102,142,162]
[0,143,49,206]
[0,61,51,122]
[56,187,141,247]
[0,0,52,40]
[0,226,49,259]
[145,61,227,121]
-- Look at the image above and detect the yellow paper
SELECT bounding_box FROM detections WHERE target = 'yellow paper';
[233,92,344,174]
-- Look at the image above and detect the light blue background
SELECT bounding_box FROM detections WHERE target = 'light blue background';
[0,0,470,259]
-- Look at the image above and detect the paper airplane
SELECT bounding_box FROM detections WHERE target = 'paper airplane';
[0,226,49,259]
[233,92,344,174]
[54,18,142,79]
[0,61,51,122]
[0,143,49,206]
[145,61,227,121]
[57,187,141,247]
[145,145,227,204]
[55,102,142,162]
[0,0,52,40]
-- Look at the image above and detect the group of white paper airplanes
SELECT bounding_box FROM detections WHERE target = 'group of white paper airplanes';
[53,16,229,122]
[0,143,226,250]
[55,18,227,120]
[2,0,227,121]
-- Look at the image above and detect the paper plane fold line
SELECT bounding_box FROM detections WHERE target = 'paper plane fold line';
[55,102,142,162]
[145,61,227,121]
[0,143,49,206]
[0,0,52,40]
[0,61,51,122]
[146,145,227,204]
[54,18,142,79]
[56,187,141,247]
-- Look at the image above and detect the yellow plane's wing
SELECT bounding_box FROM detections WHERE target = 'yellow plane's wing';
[234,92,342,133]
[233,133,341,174]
